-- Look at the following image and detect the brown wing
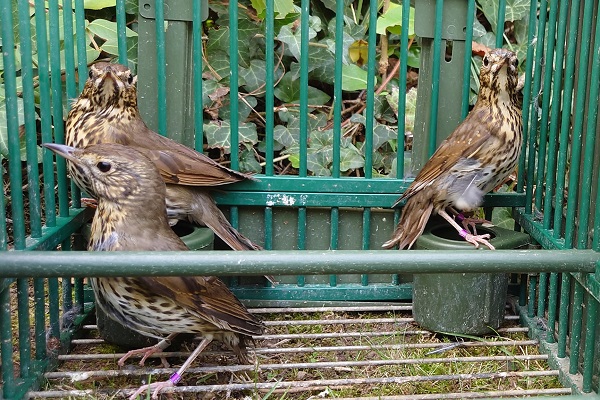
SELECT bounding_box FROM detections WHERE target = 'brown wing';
[395,107,496,206]
[135,276,264,336]
[126,124,257,186]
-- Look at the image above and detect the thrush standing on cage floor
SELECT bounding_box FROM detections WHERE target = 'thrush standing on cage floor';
[65,62,278,285]
[383,48,522,250]
[43,142,265,400]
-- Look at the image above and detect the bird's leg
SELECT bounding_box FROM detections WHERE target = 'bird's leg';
[447,207,492,235]
[127,337,213,400]
[438,210,495,250]
[118,333,178,368]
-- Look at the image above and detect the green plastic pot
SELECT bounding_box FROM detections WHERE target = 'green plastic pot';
[412,221,530,335]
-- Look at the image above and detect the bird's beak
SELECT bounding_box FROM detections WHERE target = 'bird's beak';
[42,143,79,163]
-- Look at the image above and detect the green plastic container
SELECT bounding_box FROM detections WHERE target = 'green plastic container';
[412,221,530,335]
[94,221,214,348]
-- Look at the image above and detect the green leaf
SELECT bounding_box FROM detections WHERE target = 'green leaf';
[251,0,295,19]
[273,124,299,148]
[0,98,28,161]
[83,0,116,10]
[87,19,137,41]
[219,95,257,122]
[273,72,331,105]
[307,150,331,176]
[277,18,320,60]
[239,147,262,173]
[376,3,415,36]
[339,143,364,172]
[341,64,368,91]
[372,124,397,151]
[204,121,258,154]
[478,0,529,33]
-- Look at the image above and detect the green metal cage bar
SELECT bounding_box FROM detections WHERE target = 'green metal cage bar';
[2,0,600,398]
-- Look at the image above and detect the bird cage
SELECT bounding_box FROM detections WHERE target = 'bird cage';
[1,0,600,398]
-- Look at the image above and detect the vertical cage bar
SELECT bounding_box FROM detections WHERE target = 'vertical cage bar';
[34,279,47,360]
[17,279,31,378]
[74,0,87,93]
[229,1,240,170]
[116,0,128,64]
[543,0,569,229]
[193,0,204,152]
[517,0,539,193]
[264,0,275,171]
[0,286,15,398]
[578,1,600,249]
[332,0,344,178]
[49,0,70,217]
[298,0,309,177]
[297,207,307,287]
[264,208,273,250]
[329,207,339,287]
[154,0,167,136]
[546,272,559,343]
[460,0,475,119]
[363,0,377,178]
[525,0,547,215]
[557,273,571,357]
[0,0,26,249]
[554,0,582,240]
[396,0,411,177]
[18,0,43,238]
[361,208,371,286]
[495,0,506,48]
[35,0,57,227]
[568,282,584,374]
[48,278,60,338]
[534,0,558,212]
[427,0,443,156]
[582,280,598,391]
[527,275,536,318]
[564,0,593,248]
[537,273,547,318]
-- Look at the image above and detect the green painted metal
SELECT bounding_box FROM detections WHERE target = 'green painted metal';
[534,0,558,212]
[427,0,443,157]
[547,272,559,343]
[17,279,31,378]
[495,0,506,48]
[558,273,571,358]
[528,275,536,318]
[565,0,594,249]
[525,0,547,215]
[1,250,599,278]
[75,0,87,92]
[543,0,569,229]
[569,283,584,374]
[1,286,16,398]
[363,0,377,178]
[583,291,598,392]
[517,0,538,194]
[298,0,309,177]
[192,0,204,151]
[264,0,275,170]
[537,273,547,318]
[460,0,475,119]
[154,0,167,136]
[554,0,582,241]
[33,279,46,360]
[229,1,240,170]
[116,0,128,63]
[395,0,410,177]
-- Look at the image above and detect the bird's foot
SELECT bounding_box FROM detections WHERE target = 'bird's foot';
[117,345,170,368]
[459,229,495,250]
[128,376,176,400]
[451,211,491,235]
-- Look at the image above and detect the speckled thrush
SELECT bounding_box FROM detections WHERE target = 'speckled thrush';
[65,63,265,250]
[43,142,265,400]
[383,48,522,250]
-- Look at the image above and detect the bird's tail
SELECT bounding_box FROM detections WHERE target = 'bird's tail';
[189,191,279,285]
[382,191,434,250]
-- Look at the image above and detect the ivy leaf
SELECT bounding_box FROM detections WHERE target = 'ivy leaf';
[0,98,28,161]
[341,64,368,91]
[478,0,529,33]
[87,19,138,40]
[239,147,262,173]
[339,143,364,172]
[84,0,116,10]
[204,121,258,153]
[273,72,331,105]
[372,124,397,151]
[307,150,331,176]
[273,124,299,148]
[250,0,295,19]
[277,19,319,60]
[376,3,415,36]
[239,59,281,93]
[219,95,257,122]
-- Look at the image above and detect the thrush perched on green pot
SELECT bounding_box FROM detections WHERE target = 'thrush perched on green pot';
[66,62,277,285]
[383,48,522,250]
[43,142,265,400]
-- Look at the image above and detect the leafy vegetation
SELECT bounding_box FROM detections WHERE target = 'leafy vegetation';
[1,0,533,178]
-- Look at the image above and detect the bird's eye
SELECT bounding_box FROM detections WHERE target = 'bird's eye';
[88,69,94,79]
[127,74,134,84]
[512,58,519,68]
[483,57,489,67]
[96,161,112,172]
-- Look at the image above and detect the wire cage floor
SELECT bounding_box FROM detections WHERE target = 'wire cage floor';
[25,301,572,400]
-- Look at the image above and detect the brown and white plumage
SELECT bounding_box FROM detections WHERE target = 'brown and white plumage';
[383,48,522,250]
[65,62,268,255]
[43,142,264,399]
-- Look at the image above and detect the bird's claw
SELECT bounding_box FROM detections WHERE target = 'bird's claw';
[464,233,495,250]
[117,346,170,368]
[128,379,174,400]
